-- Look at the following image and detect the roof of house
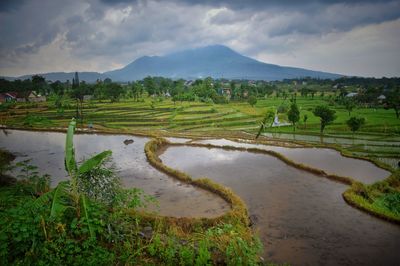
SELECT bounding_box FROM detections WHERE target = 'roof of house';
[0,92,17,98]
[346,92,358,97]
[377,94,386,100]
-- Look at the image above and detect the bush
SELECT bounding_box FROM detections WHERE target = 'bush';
[212,95,229,104]
[247,96,257,107]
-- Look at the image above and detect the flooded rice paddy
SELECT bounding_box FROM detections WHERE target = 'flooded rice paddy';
[192,138,390,183]
[160,146,400,265]
[1,129,399,265]
[0,129,228,218]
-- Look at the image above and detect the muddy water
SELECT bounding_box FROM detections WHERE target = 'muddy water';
[160,146,400,266]
[193,139,390,183]
[0,129,228,218]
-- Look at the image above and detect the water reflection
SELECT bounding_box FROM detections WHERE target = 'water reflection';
[192,139,390,183]
[160,146,400,266]
[0,130,228,218]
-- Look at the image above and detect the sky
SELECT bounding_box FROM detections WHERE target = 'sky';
[1,0,400,78]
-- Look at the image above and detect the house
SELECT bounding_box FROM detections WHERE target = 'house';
[377,94,386,103]
[184,80,194,87]
[0,92,17,103]
[377,94,386,100]
[223,88,231,96]
[345,92,358,98]
[218,88,231,96]
[16,91,46,102]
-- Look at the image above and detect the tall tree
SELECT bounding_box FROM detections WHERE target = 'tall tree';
[313,105,336,133]
[385,88,400,118]
[344,98,356,116]
[287,102,300,131]
[104,83,123,102]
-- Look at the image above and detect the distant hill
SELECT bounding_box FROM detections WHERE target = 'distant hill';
[4,45,342,82]
[13,72,107,83]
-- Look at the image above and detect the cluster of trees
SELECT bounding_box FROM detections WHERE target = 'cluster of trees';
[285,96,365,134]
[1,74,398,119]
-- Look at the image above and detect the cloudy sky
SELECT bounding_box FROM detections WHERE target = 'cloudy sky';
[1,0,400,78]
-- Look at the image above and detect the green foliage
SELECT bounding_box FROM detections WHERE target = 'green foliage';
[346,116,365,133]
[313,105,337,133]
[65,119,77,176]
[256,110,275,139]
[287,102,300,131]
[0,102,15,112]
[373,192,400,215]
[303,114,308,129]
[23,114,53,127]
[15,160,50,196]
[343,98,356,116]
[247,95,257,107]
[80,194,95,238]
[212,94,229,104]
[78,150,112,175]
[179,244,195,265]
[49,181,73,219]
[277,105,287,113]
[226,236,262,266]
[195,240,211,266]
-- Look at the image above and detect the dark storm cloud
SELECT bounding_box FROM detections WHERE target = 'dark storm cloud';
[0,0,399,77]
[0,0,26,12]
[176,0,397,8]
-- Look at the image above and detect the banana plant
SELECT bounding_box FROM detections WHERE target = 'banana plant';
[35,118,112,238]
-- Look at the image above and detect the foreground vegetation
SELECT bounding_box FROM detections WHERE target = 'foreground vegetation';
[344,171,400,223]
[0,120,262,265]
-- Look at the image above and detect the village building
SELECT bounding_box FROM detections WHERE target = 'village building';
[345,92,358,97]
[0,92,17,103]
[16,91,46,102]
[0,91,46,103]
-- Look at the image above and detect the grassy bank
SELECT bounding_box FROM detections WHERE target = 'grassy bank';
[343,171,400,224]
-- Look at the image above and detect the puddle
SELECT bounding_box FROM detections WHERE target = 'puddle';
[0,129,228,218]
[160,146,400,266]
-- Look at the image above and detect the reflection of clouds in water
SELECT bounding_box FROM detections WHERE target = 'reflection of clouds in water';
[210,150,240,162]
[0,130,65,153]
[194,139,389,183]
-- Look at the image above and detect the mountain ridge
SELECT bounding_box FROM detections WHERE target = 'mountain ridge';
[3,45,342,82]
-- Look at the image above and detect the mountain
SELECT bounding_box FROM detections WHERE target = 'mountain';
[15,72,107,83]
[105,45,342,81]
[4,45,342,82]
